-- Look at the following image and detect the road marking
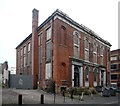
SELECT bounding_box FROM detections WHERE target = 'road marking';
[106,101,118,104]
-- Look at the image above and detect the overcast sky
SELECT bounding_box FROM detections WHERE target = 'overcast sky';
[0,0,119,67]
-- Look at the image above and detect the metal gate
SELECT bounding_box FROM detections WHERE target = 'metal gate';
[9,74,33,89]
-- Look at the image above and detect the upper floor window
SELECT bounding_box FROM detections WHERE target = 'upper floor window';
[46,42,51,61]
[111,56,117,61]
[28,43,30,52]
[111,64,117,70]
[27,43,30,66]
[23,46,26,68]
[41,33,42,45]
[93,41,97,63]
[85,37,89,61]
[100,45,104,65]
[46,27,51,40]
[21,49,23,56]
[73,31,80,58]
[23,46,26,55]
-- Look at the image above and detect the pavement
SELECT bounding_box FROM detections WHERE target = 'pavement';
[1,88,120,105]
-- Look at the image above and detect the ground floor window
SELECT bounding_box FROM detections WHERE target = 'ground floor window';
[45,63,52,79]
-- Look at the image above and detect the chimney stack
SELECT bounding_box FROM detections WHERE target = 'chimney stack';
[32,8,39,89]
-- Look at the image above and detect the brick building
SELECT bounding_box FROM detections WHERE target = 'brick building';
[110,49,120,85]
[16,9,111,89]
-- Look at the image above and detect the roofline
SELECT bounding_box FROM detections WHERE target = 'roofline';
[111,49,120,52]
[16,33,32,49]
[16,9,112,49]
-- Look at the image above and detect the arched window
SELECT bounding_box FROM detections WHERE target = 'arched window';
[93,41,97,63]
[93,68,97,82]
[61,25,67,45]
[85,66,89,82]
[84,37,89,61]
[73,31,80,58]
[100,44,104,65]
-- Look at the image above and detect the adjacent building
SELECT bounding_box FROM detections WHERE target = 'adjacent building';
[110,49,120,85]
[16,9,111,89]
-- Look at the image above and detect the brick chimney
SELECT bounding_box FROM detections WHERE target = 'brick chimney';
[32,8,39,89]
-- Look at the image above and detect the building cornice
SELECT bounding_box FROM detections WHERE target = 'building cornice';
[16,9,112,49]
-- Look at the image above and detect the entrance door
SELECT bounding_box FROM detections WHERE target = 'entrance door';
[74,67,79,87]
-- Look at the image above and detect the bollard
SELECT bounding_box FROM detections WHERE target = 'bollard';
[18,94,22,105]
[71,90,73,101]
[63,91,65,102]
[81,92,84,101]
[41,94,44,104]
[54,93,56,104]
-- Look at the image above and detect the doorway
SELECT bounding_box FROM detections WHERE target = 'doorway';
[74,67,79,87]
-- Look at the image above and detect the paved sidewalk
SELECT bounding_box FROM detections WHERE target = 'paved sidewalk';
[2,88,120,104]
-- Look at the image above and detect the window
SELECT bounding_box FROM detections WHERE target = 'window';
[100,45,104,65]
[21,49,23,68]
[23,46,26,68]
[41,33,42,45]
[111,74,117,80]
[93,42,97,63]
[40,46,42,63]
[94,69,97,82]
[74,45,79,57]
[61,26,66,45]
[46,27,51,40]
[73,31,80,58]
[85,67,89,82]
[27,43,30,66]
[46,42,51,61]
[111,56,117,61]
[18,51,20,67]
[45,63,52,79]
[40,64,42,80]
[85,38,89,61]
[111,64,117,70]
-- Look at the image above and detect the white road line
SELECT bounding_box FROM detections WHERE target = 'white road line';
[106,101,118,104]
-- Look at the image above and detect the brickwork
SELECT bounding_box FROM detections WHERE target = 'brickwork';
[16,9,111,89]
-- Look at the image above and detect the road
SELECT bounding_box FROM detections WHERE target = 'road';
[1,88,120,105]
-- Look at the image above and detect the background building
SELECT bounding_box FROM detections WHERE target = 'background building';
[16,9,111,89]
[110,49,120,85]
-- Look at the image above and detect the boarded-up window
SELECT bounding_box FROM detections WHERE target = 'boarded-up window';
[45,63,52,79]
[74,46,79,57]
[74,34,78,44]
[93,53,97,63]
[46,42,51,61]
[46,27,51,40]
[85,50,89,61]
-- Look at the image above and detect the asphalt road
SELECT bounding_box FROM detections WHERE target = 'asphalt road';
[1,88,120,105]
